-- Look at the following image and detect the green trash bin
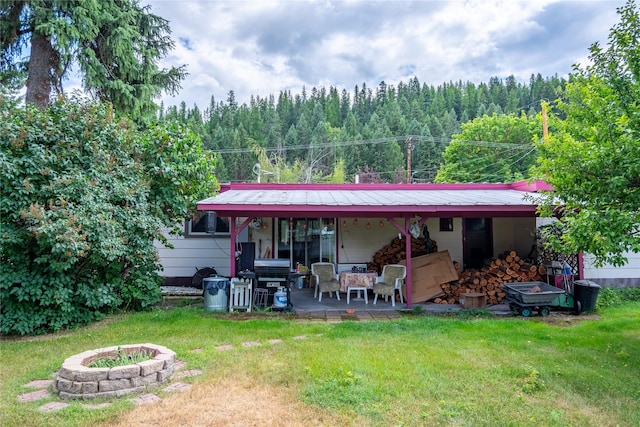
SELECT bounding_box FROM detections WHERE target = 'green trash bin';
[573,280,601,312]
[203,277,230,312]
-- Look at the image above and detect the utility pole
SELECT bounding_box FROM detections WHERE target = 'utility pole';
[406,137,412,183]
[541,102,549,143]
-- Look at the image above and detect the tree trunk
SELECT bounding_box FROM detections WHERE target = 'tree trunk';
[25,31,56,109]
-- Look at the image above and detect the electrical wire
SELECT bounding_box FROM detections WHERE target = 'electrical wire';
[208,135,533,155]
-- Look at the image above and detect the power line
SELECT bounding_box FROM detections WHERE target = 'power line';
[209,135,534,155]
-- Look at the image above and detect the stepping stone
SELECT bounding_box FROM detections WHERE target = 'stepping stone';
[216,344,233,351]
[215,344,234,351]
[302,311,326,319]
[17,388,50,402]
[268,338,283,344]
[241,341,261,347]
[174,360,188,371]
[190,348,203,353]
[24,379,54,389]
[370,311,390,319]
[164,382,191,393]
[173,369,203,379]
[131,393,161,405]
[38,401,69,412]
[355,312,373,320]
[292,335,307,340]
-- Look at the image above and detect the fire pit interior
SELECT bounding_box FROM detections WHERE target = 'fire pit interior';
[54,343,176,400]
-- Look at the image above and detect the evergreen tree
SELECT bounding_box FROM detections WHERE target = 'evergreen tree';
[1,0,185,117]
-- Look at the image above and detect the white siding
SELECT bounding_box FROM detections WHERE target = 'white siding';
[583,253,640,286]
[535,218,639,286]
[338,218,399,263]
[336,217,466,266]
[156,226,248,278]
[424,217,463,265]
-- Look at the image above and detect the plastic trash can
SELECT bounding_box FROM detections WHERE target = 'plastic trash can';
[203,277,230,312]
[573,280,602,312]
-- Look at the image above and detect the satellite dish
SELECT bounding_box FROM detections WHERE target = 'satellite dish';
[205,212,217,235]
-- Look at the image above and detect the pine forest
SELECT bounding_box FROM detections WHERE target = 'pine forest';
[159,74,566,184]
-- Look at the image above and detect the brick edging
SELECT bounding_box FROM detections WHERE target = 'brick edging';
[54,343,175,400]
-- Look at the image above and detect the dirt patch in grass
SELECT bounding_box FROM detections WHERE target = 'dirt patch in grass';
[541,313,600,327]
[107,377,352,427]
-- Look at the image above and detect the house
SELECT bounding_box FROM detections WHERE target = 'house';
[157,180,638,305]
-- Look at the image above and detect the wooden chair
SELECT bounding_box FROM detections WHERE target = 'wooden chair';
[373,264,406,307]
[311,262,341,302]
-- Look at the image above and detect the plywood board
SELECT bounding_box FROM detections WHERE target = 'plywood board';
[400,250,459,303]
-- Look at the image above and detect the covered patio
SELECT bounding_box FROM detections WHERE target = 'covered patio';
[197,180,549,309]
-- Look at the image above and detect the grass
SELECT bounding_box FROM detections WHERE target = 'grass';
[1,301,639,426]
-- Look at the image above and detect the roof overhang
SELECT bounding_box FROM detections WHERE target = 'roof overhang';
[197,180,550,219]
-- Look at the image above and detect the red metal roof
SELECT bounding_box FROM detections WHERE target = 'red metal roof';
[197,180,549,218]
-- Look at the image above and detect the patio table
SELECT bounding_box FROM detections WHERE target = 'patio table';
[339,272,377,302]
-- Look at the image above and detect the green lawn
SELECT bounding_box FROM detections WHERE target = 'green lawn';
[1,303,639,426]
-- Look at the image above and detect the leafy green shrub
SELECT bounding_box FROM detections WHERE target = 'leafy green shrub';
[596,286,640,309]
[616,287,640,302]
[596,287,624,309]
[0,97,217,335]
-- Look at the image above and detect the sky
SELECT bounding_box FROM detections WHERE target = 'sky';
[145,0,626,111]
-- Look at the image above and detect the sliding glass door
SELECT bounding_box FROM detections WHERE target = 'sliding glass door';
[277,218,335,267]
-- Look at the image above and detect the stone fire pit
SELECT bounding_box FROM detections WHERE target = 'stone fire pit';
[54,343,176,400]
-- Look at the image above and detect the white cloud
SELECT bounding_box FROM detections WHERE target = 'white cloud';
[146,0,625,110]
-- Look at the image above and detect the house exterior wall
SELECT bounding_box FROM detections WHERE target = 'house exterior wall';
[155,226,248,283]
[156,217,637,287]
[331,217,536,271]
[337,218,399,264]
[156,217,538,282]
[535,218,639,287]
[492,217,537,259]
[423,217,463,265]
[582,253,640,287]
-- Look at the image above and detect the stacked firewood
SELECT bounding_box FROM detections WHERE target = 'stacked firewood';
[433,250,547,305]
[366,236,437,275]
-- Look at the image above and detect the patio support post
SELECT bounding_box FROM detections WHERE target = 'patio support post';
[405,217,413,308]
[387,217,412,308]
[230,216,237,277]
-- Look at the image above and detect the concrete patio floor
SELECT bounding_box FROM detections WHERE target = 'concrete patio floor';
[288,286,512,319]
[162,285,513,320]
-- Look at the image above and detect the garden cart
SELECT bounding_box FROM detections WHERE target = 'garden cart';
[501,280,582,317]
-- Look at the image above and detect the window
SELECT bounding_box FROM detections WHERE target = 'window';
[186,212,230,237]
[439,218,453,232]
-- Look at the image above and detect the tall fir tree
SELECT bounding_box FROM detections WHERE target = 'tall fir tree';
[1,0,186,118]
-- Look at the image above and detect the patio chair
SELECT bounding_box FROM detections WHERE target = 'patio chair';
[311,262,341,302]
[373,264,406,307]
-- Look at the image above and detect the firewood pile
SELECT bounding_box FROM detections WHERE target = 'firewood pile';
[366,236,438,275]
[433,250,548,305]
